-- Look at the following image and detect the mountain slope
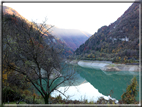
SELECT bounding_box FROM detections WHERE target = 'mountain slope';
[75,3,139,63]
[49,27,91,51]
[2,5,74,57]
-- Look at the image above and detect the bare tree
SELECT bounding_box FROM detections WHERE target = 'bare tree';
[3,14,76,104]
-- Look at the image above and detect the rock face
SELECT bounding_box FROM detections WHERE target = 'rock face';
[78,60,112,69]
[101,66,120,72]
[100,64,139,72]
[116,64,139,72]
[68,60,139,72]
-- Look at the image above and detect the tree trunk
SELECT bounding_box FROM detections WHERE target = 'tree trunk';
[44,94,50,104]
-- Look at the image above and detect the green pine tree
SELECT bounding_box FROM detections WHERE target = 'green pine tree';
[121,76,138,104]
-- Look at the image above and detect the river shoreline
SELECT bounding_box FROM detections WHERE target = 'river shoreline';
[65,60,139,72]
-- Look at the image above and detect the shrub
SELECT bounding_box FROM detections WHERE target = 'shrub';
[120,76,138,104]
[96,97,116,104]
[2,87,21,102]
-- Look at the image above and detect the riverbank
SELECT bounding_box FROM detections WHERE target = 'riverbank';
[66,60,139,72]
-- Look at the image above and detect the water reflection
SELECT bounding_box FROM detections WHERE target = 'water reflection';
[75,66,139,100]
[102,70,139,76]
[36,64,139,102]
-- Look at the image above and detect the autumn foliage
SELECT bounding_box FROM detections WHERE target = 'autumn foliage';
[120,77,138,104]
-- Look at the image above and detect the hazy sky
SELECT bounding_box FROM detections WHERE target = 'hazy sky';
[3,2,134,34]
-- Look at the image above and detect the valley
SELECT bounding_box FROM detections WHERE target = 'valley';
[2,2,140,105]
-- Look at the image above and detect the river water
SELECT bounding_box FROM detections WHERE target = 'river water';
[51,64,139,103]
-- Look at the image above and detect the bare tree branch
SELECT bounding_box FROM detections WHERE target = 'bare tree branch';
[2,14,76,104]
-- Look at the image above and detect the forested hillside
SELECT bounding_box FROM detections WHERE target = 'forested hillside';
[75,3,139,63]
[2,5,74,104]
[2,5,74,57]
[2,3,140,104]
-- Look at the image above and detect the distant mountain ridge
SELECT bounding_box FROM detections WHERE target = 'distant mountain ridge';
[49,27,91,50]
[75,3,139,63]
[2,5,74,57]
[2,5,91,52]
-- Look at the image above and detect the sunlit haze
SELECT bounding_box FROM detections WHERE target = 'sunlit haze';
[3,2,134,34]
